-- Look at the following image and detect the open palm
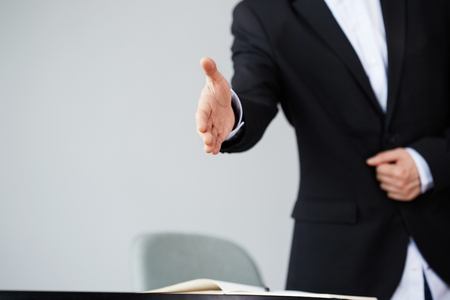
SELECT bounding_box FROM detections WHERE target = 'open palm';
[196,57,235,155]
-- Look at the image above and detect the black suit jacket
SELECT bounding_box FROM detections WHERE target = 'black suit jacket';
[221,1,450,299]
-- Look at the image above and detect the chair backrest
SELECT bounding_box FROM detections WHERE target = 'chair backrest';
[130,232,265,291]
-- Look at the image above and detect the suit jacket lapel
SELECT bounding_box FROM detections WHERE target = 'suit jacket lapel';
[380,0,406,129]
[291,0,383,116]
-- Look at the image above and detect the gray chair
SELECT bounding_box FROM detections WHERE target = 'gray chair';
[130,232,265,291]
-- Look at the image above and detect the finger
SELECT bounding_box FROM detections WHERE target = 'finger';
[366,148,403,166]
[200,130,214,147]
[380,181,412,194]
[196,97,212,133]
[212,145,220,155]
[375,163,397,176]
[197,114,214,146]
[379,175,420,193]
[204,143,214,154]
[200,57,224,83]
[212,132,226,155]
[377,173,410,189]
[376,173,394,184]
[380,181,402,193]
[203,131,216,154]
[202,126,218,153]
[377,163,416,180]
[196,111,209,133]
[379,177,408,192]
[377,167,420,185]
[386,190,420,202]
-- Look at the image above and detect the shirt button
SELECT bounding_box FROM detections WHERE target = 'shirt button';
[358,17,364,24]
[412,266,419,271]
[370,58,377,64]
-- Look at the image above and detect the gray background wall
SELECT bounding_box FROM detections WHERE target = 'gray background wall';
[0,0,298,292]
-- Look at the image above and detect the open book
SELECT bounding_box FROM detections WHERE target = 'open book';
[143,278,377,300]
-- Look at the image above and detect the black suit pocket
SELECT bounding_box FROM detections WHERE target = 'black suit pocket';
[292,199,357,225]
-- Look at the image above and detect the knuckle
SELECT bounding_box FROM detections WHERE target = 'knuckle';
[404,194,414,201]
[393,168,406,178]
[395,181,407,189]
[375,165,383,173]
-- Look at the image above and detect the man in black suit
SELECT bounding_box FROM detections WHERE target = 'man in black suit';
[195,1,450,299]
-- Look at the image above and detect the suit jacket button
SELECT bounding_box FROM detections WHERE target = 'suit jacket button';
[385,133,399,144]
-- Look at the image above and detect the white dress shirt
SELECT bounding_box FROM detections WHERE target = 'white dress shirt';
[228,0,449,299]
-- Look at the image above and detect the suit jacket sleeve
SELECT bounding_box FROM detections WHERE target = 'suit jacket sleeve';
[404,1,450,193]
[221,2,281,153]
[409,127,450,193]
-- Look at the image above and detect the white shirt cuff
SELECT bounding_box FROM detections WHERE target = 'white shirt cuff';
[225,89,245,141]
[405,147,434,193]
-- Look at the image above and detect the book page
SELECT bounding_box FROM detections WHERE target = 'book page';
[143,279,221,293]
[142,278,377,300]
[142,279,266,294]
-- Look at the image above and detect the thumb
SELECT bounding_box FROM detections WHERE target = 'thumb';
[366,149,402,166]
[200,57,224,83]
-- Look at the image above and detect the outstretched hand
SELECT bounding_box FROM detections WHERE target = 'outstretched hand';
[196,57,235,155]
[366,148,421,201]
